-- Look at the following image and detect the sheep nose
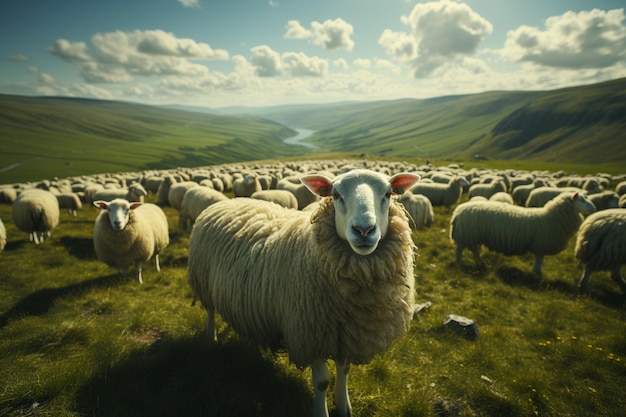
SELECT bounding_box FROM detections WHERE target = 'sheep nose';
[353,224,376,237]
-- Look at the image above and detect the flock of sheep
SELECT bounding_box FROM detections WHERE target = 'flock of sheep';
[1,158,626,417]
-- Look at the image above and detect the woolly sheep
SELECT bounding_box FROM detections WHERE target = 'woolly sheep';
[525,186,583,207]
[93,198,169,284]
[233,173,262,197]
[511,179,547,206]
[276,176,320,209]
[250,189,298,209]
[56,192,83,216]
[587,191,620,211]
[12,189,60,244]
[620,194,626,209]
[575,209,626,293]
[0,187,17,204]
[92,183,147,204]
[188,169,420,417]
[489,192,514,205]
[178,187,228,233]
[615,181,626,196]
[398,192,434,229]
[450,192,596,275]
[0,217,6,253]
[468,180,507,200]
[168,181,199,211]
[407,175,469,207]
[156,175,177,206]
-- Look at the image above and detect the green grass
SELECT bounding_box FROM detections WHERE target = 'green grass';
[1,164,625,417]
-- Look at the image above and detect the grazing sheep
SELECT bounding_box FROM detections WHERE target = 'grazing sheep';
[233,173,262,197]
[276,176,320,209]
[93,198,169,284]
[408,176,468,207]
[450,192,596,275]
[0,217,6,253]
[56,192,83,216]
[92,183,147,204]
[188,169,420,417]
[178,187,228,233]
[615,181,626,196]
[12,189,60,244]
[575,209,626,293]
[398,192,434,229]
[511,179,547,206]
[250,189,298,209]
[0,187,17,204]
[489,192,514,205]
[468,180,507,200]
[168,181,199,211]
[525,186,583,207]
[587,191,620,211]
[156,175,177,206]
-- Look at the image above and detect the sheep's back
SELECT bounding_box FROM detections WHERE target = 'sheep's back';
[575,209,626,269]
[12,189,60,233]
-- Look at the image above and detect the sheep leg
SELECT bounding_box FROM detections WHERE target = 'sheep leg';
[136,263,143,284]
[532,255,544,275]
[205,303,217,343]
[311,359,330,417]
[578,267,593,293]
[455,246,464,265]
[155,254,161,272]
[334,361,352,417]
[610,267,626,293]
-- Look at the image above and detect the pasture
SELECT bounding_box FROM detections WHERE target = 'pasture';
[1,160,625,417]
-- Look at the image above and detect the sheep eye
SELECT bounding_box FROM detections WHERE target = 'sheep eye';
[332,192,342,201]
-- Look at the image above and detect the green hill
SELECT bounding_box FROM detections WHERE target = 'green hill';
[0,95,299,184]
[258,78,626,164]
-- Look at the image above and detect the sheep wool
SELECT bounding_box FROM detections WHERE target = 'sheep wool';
[93,199,169,283]
[188,169,419,417]
[408,176,468,207]
[12,188,60,244]
[0,217,6,253]
[575,208,626,293]
[450,192,596,274]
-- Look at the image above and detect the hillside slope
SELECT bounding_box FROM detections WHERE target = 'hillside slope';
[0,95,299,183]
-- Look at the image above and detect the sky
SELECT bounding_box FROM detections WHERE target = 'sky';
[1,0,625,108]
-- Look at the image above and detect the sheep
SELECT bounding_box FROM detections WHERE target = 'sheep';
[511,179,547,206]
[575,209,626,293]
[56,192,83,216]
[587,191,620,211]
[525,186,583,207]
[468,180,507,200]
[12,189,60,244]
[276,176,320,209]
[93,198,169,284]
[178,187,228,233]
[0,217,6,253]
[167,181,199,211]
[156,175,177,206]
[450,192,596,275]
[398,192,434,229]
[489,192,514,205]
[250,189,298,209]
[232,173,262,197]
[188,169,420,417]
[615,181,626,196]
[407,175,468,207]
[92,183,147,204]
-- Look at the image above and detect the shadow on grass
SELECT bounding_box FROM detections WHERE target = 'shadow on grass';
[0,273,125,328]
[496,267,542,289]
[76,337,312,417]
[59,236,96,260]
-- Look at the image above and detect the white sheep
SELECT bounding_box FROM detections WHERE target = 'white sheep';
[587,191,620,211]
[525,186,583,207]
[489,192,514,205]
[56,192,83,216]
[12,189,60,244]
[167,181,199,210]
[468,180,507,200]
[188,169,420,417]
[250,189,298,209]
[450,192,596,275]
[407,175,468,207]
[398,192,434,229]
[232,173,262,197]
[276,176,320,209]
[178,187,228,233]
[0,217,6,253]
[92,183,147,204]
[575,208,626,293]
[93,198,169,284]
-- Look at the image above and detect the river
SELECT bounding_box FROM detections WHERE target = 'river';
[283,128,318,149]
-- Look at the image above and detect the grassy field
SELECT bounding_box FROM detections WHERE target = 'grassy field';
[1,164,625,417]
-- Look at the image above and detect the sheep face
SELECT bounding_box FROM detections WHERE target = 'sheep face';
[572,193,597,215]
[93,198,142,231]
[302,169,420,256]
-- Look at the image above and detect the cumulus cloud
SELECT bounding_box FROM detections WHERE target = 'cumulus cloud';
[503,8,626,69]
[48,29,229,83]
[379,0,492,77]
[8,54,29,62]
[249,45,328,77]
[284,18,355,51]
[178,0,200,8]
[250,45,283,77]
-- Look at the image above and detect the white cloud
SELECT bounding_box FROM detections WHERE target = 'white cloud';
[282,52,328,76]
[284,18,355,51]
[353,58,372,69]
[503,8,626,69]
[250,45,283,77]
[48,30,228,84]
[249,46,328,77]
[333,58,349,70]
[8,54,29,62]
[178,0,200,9]
[379,0,492,77]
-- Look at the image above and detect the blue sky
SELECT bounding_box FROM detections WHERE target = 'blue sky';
[1,0,624,108]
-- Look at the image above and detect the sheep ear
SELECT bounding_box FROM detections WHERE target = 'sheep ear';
[572,192,579,200]
[389,173,421,194]
[129,202,143,210]
[300,174,334,197]
[93,200,109,210]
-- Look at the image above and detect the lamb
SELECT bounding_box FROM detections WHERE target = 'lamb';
[398,192,434,229]
[188,169,420,417]
[0,217,6,253]
[450,192,596,275]
[232,173,262,197]
[575,209,626,293]
[178,187,228,233]
[12,189,60,244]
[93,198,169,284]
[407,175,468,207]
[250,189,299,209]
[92,183,147,204]
[56,192,83,216]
